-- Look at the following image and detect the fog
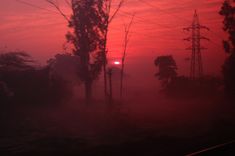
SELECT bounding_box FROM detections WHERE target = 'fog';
[1,0,235,155]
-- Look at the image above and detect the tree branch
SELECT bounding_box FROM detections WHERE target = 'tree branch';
[108,0,125,23]
[123,14,135,55]
[120,14,135,98]
[46,0,70,22]
[64,0,71,8]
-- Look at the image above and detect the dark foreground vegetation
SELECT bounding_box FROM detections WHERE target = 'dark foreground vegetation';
[0,90,235,156]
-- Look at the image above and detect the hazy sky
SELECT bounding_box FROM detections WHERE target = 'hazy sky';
[0,0,227,78]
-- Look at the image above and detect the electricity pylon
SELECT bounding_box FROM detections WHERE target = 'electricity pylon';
[183,10,210,79]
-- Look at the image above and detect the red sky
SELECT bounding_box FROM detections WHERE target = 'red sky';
[0,0,227,80]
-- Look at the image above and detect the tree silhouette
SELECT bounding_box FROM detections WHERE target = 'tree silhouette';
[219,0,235,98]
[154,55,177,86]
[47,53,82,85]
[46,0,124,101]
[46,0,124,104]
[65,0,108,104]
[0,51,35,102]
[0,51,34,71]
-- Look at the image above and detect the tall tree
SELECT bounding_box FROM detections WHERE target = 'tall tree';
[66,0,106,104]
[219,0,235,98]
[46,0,124,104]
[154,55,177,87]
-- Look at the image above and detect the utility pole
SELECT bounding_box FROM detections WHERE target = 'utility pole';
[103,0,125,103]
[183,10,209,79]
[107,68,113,105]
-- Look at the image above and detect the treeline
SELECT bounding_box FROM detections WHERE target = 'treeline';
[153,1,235,100]
[154,55,223,98]
[0,52,78,106]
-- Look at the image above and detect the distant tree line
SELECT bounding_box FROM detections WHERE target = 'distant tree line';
[0,51,78,106]
[154,55,222,98]
[153,0,235,101]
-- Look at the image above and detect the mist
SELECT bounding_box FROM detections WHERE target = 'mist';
[1,0,235,155]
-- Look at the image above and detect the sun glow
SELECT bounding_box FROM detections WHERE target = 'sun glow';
[114,61,121,65]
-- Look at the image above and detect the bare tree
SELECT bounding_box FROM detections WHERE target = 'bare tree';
[120,15,134,99]
[46,0,70,22]
[101,0,124,101]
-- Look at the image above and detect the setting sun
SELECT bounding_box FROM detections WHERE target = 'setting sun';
[114,61,121,65]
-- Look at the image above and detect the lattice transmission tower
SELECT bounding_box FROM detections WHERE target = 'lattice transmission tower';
[183,10,210,79]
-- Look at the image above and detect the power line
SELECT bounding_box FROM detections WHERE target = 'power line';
[119,11,181,30]
[137,0,224,44]
[15,0,59,14]
[12,0,224,50]
[14,0,197,32]
[137,0,192,22]
[16,0,184,34]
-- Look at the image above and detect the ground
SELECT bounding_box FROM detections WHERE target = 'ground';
[0,94,235,156]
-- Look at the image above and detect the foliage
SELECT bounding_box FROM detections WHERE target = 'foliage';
[219,0,235,54]
[0,51,74,106]
[66,0,107,82]
[222,53,235,97]
[47,53,82,84]
[154,55,177,86]
[220,0,235,98]
[46,0,124,102]
[64,0,112,103]
[0,51,34,71]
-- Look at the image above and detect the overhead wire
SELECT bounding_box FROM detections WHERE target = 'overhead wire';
[14,0,183,41]
[15,0,59,14]
[11,0,225,50]
[137,0,224,45]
